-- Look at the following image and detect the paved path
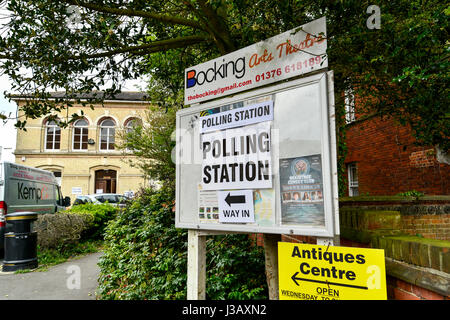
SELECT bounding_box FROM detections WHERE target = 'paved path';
[0,251,102,300]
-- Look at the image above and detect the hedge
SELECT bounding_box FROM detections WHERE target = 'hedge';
[97,186,268,300]
[34,203,118,249]
[34,213,93,249]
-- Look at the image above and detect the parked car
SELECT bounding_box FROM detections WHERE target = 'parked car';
[0,162,71,254]
[73,193,130,208]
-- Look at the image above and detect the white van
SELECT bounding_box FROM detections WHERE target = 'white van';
[0,162,71,253]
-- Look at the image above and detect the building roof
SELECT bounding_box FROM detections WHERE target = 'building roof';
[9,91,150,102]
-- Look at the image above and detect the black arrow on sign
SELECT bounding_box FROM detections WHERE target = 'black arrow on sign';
[291,272,368,290]
[291,272,301,286]
[225,193,246,207]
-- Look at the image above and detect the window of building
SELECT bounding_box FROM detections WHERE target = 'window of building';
[45,120,61,150]
[73,119,89,151]
[95,169,117,193]
[124,118,141,133]
[347,163,359,196]
[124,118,142,152]
[52,170,62,186]
[99,118,116,151]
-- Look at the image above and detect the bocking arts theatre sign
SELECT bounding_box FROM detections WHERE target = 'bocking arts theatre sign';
[184,17,327,105]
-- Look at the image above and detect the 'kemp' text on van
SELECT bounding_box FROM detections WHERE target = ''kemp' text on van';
[17,182,49,201]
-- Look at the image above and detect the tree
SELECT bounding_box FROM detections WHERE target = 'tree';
[0,0,298,124]
[321,0,449,153]
[116,105,176,189]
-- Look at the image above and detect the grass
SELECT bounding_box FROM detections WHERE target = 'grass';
[15,239,104,273]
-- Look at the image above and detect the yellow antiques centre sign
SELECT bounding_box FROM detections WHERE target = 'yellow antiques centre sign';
[278,242,387,300]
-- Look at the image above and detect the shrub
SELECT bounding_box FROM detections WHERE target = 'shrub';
[97,187,185,299]
[34,213,93,249]
[65,203,119,239]
[97,186,268,300]
[36,239,102,271]
[35,203,118,250]
[206,234,267,300]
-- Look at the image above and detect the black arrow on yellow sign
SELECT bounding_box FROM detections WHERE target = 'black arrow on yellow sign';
[291,272,368,290]
[291,272,302,286]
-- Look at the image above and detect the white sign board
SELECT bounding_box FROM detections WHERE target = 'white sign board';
[218,190,255,223]
[176,71,339,237]
[71,187,82,195]
[184,17,327,104]
[200,101,273,133]
[124,190,135,198]
[201,121,272,190]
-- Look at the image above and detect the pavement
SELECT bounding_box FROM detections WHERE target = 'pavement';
[0,251,102,300]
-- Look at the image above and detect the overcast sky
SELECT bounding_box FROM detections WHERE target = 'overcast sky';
[0,74,16,162]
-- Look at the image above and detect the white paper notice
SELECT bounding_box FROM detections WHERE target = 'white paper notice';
[199,101,273,133]
[218,190,255,223]
[71,187,82,195]
[198,188,220,223]
[201,121,272,190]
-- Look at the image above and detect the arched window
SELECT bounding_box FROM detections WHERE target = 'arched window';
[45,119,61,150]
[123,118,142,152]
[99,118,116,151]
[124,117,142,133]
[73,119,89,151]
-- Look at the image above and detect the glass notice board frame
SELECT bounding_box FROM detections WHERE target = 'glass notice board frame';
[175,71,339,237]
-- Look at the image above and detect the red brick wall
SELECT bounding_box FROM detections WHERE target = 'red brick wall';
[249,233,264,246]
[280,234,316,244]
[401,213,450,240]
[251,234,318,246]
[344,115,450,195]
[387,277,449,300]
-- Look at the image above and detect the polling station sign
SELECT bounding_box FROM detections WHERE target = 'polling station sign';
[278,242,387,300]
[200,101,273,133]
[201,121,272,190]
[184,17,327,104]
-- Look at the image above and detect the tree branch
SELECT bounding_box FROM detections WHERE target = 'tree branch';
[182,0,226,53]
[195,0,235,53]
[64,0,205,31]
[66,35,210,60]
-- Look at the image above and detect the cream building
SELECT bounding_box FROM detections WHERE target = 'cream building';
[12,92,149,201]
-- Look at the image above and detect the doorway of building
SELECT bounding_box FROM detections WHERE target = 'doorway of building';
[95,170,117,194]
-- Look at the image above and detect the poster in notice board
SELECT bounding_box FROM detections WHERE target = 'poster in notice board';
[279,154,325,227]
